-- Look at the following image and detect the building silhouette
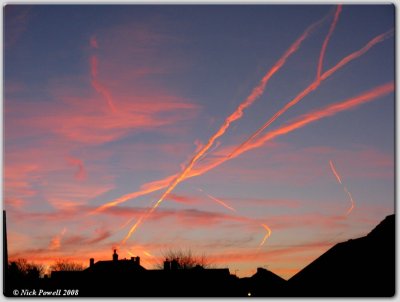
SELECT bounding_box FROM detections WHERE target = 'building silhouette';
[288,214,395,297]
[3,211,395,297]
[49,249,237,296]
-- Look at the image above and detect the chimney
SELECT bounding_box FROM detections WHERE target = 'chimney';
[113,249,118,262]
[135,256,140,266]
[90,258,94,267]
[171,259,179,270]
[164,259,171,270]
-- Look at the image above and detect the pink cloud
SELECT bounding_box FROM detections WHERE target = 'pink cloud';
[166,193,198,205]
[4,162,39,205]
[7,95,199,145]
[66,156,87,181]
[5,198,26,210]
[48,228,67,250]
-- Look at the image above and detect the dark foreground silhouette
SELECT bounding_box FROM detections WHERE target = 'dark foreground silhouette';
[288,214,395,297]
[4,214,395,297]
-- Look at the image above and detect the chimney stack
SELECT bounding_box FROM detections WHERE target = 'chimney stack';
[90,258,94,267]
[171,259,179,270]
[113,249,118,262]
[164,259,171,270]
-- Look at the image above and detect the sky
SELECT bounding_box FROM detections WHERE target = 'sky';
[4,4,394,279]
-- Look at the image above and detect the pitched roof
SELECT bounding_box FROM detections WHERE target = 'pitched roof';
[84,259,146,274]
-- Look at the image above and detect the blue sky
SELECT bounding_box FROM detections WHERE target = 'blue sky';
[4,4,394,278]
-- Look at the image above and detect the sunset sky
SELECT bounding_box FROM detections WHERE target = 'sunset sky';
[4,4,394,279]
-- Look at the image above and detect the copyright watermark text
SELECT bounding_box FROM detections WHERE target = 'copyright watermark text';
[13,289,79,296]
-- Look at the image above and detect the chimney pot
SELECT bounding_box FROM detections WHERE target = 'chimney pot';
[113,249,118,262]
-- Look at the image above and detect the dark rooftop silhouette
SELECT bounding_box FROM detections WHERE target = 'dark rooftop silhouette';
[288,214,395,297]
[4,211,395,297]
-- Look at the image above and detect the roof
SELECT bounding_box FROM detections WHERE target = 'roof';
[84,259,146,275]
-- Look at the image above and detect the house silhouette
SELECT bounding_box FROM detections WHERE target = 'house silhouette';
[4,211,395,297]
[288,214,395,297]
[50,249,237,297]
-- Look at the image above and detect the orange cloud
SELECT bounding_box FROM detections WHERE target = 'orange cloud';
[48,228,67,250]
[166,193,198,205]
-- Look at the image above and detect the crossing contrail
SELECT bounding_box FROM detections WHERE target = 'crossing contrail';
[317,5,342,80]
[228,29,393,159]
[117,11,332,243]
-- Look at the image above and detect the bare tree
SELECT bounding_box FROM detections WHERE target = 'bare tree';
[8,258,46,278]
[155,249,213,270]
[50,259,84,272]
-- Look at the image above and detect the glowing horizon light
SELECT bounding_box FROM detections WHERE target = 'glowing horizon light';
[4,5,393,281]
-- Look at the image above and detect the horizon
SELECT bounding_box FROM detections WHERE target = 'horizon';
[5,211,395,280]
[4,4,394,279]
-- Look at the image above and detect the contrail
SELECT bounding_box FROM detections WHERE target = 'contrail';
[116,217,136,231]
[92,11,338,216]
[98,24,392,245]
[93,28,392,216]
[229,82,394,158]
[91,174,177,214]
[228,29,394,159]
[122,216,144,244]
[143,251,154,258]
[329,160,343,184]
[121,82,393,244]
[198,141,221,163]
[259,224,272,247]
[344,186,355,216]
[198,188,237,212]
[317,5,342,80]
[98,78,392,222]
[191,82,394,178]
[120,12,330,243]
[329,160,356,215]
